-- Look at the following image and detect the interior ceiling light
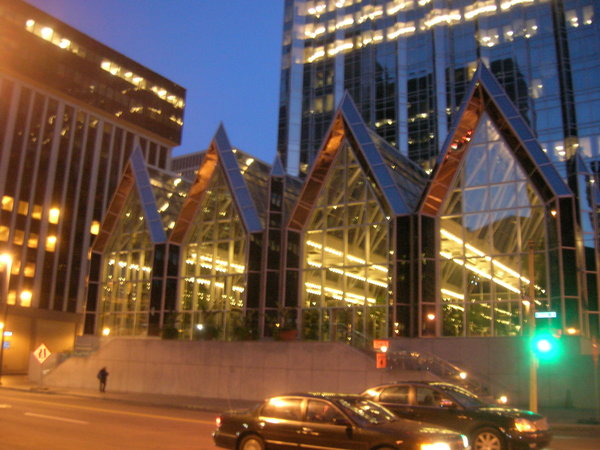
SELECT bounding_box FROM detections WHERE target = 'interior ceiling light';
[440,228,534,294]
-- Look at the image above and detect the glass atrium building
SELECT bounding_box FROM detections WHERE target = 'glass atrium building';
[87,65,599,342]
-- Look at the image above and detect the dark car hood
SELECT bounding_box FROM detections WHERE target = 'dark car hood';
[473,406,545,420]
[364,417,463,440]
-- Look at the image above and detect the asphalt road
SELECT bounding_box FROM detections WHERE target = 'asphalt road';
[0,389,598,449]
[0,389,219,449]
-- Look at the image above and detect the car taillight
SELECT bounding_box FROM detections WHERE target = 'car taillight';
[216,416,222,428]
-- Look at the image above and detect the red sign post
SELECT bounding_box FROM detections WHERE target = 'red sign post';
[373,339,389,369]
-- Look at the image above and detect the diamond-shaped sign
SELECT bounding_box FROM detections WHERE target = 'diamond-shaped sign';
[33,343,51,364]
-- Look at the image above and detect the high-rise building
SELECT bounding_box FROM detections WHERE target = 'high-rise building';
[277,0,599,178]
[0,0,185,372]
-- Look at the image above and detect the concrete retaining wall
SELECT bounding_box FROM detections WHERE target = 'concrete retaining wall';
[39,338,424,401]
[36,336,595,409]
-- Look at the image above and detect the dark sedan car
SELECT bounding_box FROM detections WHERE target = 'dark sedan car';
[362,382,551,450]
[213,392,469,450]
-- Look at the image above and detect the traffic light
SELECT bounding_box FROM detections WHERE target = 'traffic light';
[531,331,561,362]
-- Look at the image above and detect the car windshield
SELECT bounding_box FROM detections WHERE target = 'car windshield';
[337,398,397,425]
[435,384,486,408]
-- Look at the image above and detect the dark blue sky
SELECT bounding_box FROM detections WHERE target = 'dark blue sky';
[26,0,284,163]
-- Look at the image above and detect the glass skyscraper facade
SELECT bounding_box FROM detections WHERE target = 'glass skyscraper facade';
[277,0,599,179]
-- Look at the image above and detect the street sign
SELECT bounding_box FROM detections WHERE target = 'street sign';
[534,311,557,319]
[372,339,389,351]
[33,343,51,364]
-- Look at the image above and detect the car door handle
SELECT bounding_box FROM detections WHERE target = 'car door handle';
[300,426,319,436]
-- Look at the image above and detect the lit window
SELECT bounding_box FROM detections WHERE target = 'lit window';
[20,290,33,307]
[27,233,39,248]
[90,221,101,235]
[24,263,35,278]
[1,195,14,211]
[58,38,71,49]
[0,226,8,242]
[32,204,43,220]
[583,6,594,25]
[49,208,60,224]
[14,230,24,245]
[46,235,57,251]
[40,26,53,40]
[465,0,497,20]
[18,201,29,215]
[7,291,16,305]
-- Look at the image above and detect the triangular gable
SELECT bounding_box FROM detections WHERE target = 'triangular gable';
[271,153,286,178]
[288,93,422,231]
[170,125,263,244]
[421,62,571,216]
[92,146,167,253]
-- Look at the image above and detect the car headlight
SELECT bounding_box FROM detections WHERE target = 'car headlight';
[514,418,536,432]
[420,443,451,450]
[461,434,469,448]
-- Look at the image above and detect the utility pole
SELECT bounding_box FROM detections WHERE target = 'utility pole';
[528,240,538,413]
[0,253,12,386]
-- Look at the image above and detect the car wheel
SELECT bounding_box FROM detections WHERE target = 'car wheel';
[238,434,265,450]
[471,427,505,450]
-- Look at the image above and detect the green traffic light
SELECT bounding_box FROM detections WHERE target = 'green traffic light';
[536,338,552,353]
[531,332,561,361]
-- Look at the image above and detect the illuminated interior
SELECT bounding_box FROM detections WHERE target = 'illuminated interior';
[302,141,391,342]
[179,165,248,340]
[100,191,154,336]
[98,167,188,336]
[300,0,594,63]
[439,113,548,336]
[24,18,185,111]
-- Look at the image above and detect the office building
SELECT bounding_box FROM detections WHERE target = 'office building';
[0,0,185,372]
[277,0,599,179]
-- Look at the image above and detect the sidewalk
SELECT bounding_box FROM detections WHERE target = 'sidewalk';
[0,374,258,414]
[1,375,598,431]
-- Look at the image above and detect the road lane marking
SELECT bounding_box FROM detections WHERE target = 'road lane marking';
[5,396,214,424]
[25,412,89,424]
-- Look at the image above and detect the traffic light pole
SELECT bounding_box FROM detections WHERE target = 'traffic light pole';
[528,241,538,413]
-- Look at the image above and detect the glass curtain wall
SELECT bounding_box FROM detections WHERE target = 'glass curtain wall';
[439,113,549,337]
[179,166,247,340]
[99,192,153,336]
[302,141,391,343]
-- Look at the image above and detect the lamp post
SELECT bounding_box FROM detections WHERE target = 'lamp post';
[527,240,538,413]
[0,253,12,386]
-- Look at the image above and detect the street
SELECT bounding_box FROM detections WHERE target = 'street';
[0,389,218,449]
[0,388,598,449]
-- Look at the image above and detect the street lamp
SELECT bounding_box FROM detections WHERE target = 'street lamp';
[527,240,538,413]
[0,253,12,386]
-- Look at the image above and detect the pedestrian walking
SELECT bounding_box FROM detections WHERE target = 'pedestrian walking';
[97,367,109,392]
